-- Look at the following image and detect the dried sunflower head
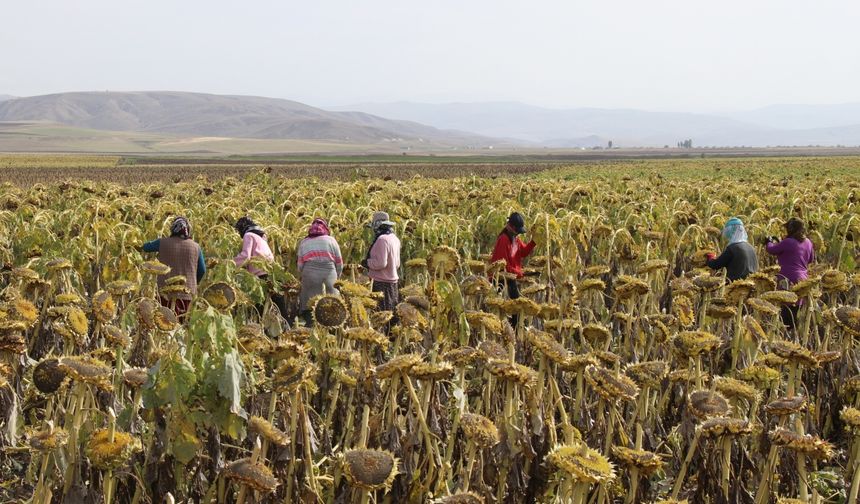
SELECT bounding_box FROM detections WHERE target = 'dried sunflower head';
[699,416,752,438]
[434,492,485,504]
[58,356,113,391]
[336,279,373,298]
[585,365,638,402]
[769,428,834,460]
[103,325,130,349]
[203,282,236,310]
[375,353,423,379]
[460,413,499,449]
[141,260,171,275]
[765,396,806,416]
[85,429,142,470]
[724,279,756,305]
[760,290,799,306]
[673,294,695,327]
[222,458,279,493]
[12,297,38,324]
[33,358,67,394]
[408,361,454,381]
[442,346,478,367]
[738,364,781,387]
[693,274,723,292]
[344,327,389,350]
[396,302,427,329]
[834,306,860,335]
[638,259,669,275]
[28,426,69,452]
[547,442,616,484]
[66,306,89,338]
[106,280,137,297]
[342,448,399,491]
[820,269,848,292]
[577,278,606,294]
[312,294,349,328]
[769,340,818,368]
[611,446,664,475]
[476,340,508,362]
[428,246,460,275]
[746,297,780,316]
[687,390,730,420]
[136,298,158,329]
[714,376,759,402]
[840,407,860,434]
[614,275,651,299]
[525,328,570,364]
[122,367,149,389]
[465,311,502,335]
[625,361,669,389]
[748,272,777,293]
[486,359,539,388]
[154,306,178,331]
[501,297,541,316]
[248,416,290,446]
[581,323,611,343]
[672,331,721,358]
[461,275,494,296]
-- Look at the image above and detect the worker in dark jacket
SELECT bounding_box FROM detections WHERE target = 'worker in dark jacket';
[490,212,536,325]
[705,217,758,281]
[142,216,206,318]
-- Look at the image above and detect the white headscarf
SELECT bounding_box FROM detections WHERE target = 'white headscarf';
[722,217,748,245]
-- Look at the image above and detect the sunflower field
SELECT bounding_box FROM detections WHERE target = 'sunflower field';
[2,156,860,503]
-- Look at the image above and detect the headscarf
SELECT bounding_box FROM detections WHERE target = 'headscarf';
[235,216,265,238]
[722,217,748,245]
[307,218,330,238]
[171,217,192,239]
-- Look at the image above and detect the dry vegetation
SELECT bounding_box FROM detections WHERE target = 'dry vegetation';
[1,155,860,503]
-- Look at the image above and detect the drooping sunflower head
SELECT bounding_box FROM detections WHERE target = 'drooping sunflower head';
[760,290,799,306]
[714,376,760,402]
[427,246,460,275]
[465,311,502,335]
[344,327,390,350]
[625,360,669,389]
[106,280,138,297]
[764,396,807,417]
[248,416,290,446]
[611,446,664,475]
[746,297,780,317]
[585,365,639,402]
[203,282,236,310]
[141,260,171,276]
[154,306,178,331]
[222,458,279,493]
[547,442,616,484]
[408,361,455,381]
[525,328,570,365]
[375,353,423,380]
[434,492,485,504]
[769,428,834,460]
[66,306,89,338]
[698,416,753,438]
[486,359,538,388]
[103,325,130,349]
[769,340,818,368]
[312,294,349,328]
[122,367,150,389]
[840,407,860,434]
[687,390,730,421]
[28,426,69,452]
[12,297,38,324]
[834,306,860,335]
[33,358,67,394]
[460,413,500,449]
[85,429,142,470]
[342,448,399,491]
[672,331,721,358]
[58,356,113,391]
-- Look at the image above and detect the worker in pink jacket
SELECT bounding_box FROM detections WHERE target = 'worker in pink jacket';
[362,211,401,314]
[233,216,287,319]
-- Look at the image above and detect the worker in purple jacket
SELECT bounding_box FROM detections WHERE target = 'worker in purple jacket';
[766,217,815,328]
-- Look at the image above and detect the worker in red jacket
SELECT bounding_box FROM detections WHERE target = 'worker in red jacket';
[490,212,536,324]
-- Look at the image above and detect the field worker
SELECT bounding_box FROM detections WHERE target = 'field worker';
[234,216,288,319]
[297,218,343,326]
[766,217,815,328]
[705,217,758,281]
[142,216,206,318]
[362,211,401,313]
[490,212,537,325]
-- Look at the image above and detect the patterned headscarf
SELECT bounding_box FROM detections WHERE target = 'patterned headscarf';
[235,216,265,237]
[308,218,330,238]
[171,217,192,239]
[722,217,748,245]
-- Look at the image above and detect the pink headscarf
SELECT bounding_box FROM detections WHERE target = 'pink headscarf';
[308,218,331,238]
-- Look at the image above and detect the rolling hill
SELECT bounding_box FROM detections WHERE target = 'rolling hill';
[0,91,498,148]
[332,101,860,148]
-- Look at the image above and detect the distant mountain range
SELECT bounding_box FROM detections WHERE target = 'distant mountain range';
[0,91,496,149]
[2,91,860,151]
[331,101,860,147]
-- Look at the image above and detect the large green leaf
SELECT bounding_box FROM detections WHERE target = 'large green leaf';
[142,354,197,409]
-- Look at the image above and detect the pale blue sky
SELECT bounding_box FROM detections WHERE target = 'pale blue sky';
[1,0,858,111]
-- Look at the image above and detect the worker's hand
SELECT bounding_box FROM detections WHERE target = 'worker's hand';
[705,253,716,261]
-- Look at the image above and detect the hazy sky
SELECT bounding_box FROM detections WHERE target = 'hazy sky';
[2,0,859,111]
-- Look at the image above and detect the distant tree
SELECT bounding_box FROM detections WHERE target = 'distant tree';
[608,140,613,149]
